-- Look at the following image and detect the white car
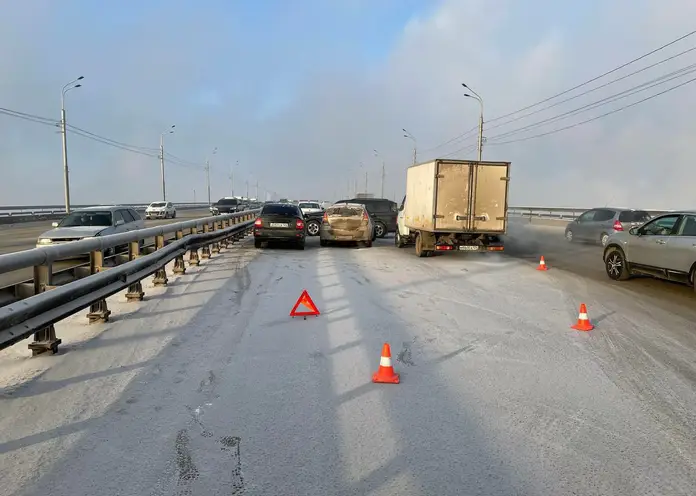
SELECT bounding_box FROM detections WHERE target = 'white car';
[145,201,176,219]
[298,201,323,216]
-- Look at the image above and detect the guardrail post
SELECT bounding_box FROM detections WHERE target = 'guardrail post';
[201,223,211,259]
[126,240,145,302]
[173,230,186,274]
[188,226,200,266]
[28,263,62,356]
[211,221,221,254]
[219,219,230,248]
[153,235,169,286]
[228,217,238,243]
[86,249,112,324]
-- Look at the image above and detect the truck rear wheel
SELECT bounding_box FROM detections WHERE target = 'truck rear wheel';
[415,233,429,257]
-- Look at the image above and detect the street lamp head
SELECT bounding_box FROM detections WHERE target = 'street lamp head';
[463,93,471,97]
[462,83,468,88]
[74,84,82,89]
[77,76,84,81]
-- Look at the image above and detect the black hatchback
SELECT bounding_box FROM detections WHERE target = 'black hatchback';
[334,198,398,237]
[253,203,306,249]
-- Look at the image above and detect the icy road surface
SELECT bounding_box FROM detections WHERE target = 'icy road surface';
[1,234,695,496]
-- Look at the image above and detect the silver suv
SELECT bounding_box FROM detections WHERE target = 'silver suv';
[603,211,696,290]
[565,208,652,247]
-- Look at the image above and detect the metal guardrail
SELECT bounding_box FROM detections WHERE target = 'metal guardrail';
[508,206,671,221]
[0,203,212,224]
[0,209,260,356]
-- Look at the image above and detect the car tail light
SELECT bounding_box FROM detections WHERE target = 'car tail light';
[254,218,263,228]
[613,220,623,231]
[322,212,328,222]
[363,211,369,221]
[296,219,305,230]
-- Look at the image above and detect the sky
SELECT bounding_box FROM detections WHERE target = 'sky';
[1,0,695,209]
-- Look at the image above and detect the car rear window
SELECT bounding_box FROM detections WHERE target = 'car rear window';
[619,210,651,222]
[262,205,298,216]
[217,199,238,205]
[327,206,363,217]
[299,203,320,209]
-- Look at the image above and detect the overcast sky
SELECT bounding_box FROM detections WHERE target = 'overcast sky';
[1,0,695,208]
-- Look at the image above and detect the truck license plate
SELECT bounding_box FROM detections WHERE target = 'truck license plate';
[270,223,289,228]
[459,246,480,251]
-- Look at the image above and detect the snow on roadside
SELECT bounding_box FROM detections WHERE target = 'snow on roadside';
[0,240,253,392]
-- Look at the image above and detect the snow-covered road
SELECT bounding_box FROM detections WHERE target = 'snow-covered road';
[1,234,695,495]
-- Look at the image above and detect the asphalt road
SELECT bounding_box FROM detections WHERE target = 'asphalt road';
[1,235,694,495]
[0,208,212,256]
[504,220,696,322]
[0,209,212,289]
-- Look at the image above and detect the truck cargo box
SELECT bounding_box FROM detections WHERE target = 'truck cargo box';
[404,159,510,233]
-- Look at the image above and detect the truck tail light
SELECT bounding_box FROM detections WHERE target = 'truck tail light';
[613,220,623,231]
[435,245,454,251]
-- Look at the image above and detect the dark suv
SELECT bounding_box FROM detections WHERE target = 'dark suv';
[211,198,241,215]
[335,198,398,237]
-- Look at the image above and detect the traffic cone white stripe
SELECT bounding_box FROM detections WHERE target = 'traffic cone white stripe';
[380,356,392,367]
[579,313,588,320]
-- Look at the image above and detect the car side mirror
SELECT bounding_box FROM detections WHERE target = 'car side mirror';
[51,221,59,227]
[115,219,125,226]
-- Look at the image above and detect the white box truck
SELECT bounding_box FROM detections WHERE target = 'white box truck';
[395,159,510,257]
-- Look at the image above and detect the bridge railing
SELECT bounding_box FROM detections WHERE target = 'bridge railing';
[0,203,212,224]
[508,206,672,221]
[0,209,260,356]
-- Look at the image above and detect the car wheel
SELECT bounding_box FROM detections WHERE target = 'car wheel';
[306,220,320,236]
[375,222,386,238]
[395,230,406,248]
[565,229,574,242]
[692,266,696,293]
[605,247,630,281]
[172,211,176,219]
[600,232,609,247]
[254,239,262,249]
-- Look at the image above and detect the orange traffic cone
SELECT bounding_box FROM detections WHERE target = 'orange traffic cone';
[536,256,548,271]
[372,343,400,384]
[571,303,594,331]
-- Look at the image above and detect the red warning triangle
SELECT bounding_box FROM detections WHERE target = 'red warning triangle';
[290,289,320,317]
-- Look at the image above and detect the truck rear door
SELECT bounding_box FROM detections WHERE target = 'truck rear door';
[472,162,510,233]
[434,161,472,231]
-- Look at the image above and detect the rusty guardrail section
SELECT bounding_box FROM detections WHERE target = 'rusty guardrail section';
[0,209,260,356]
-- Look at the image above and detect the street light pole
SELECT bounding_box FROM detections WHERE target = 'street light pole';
[230,160,237,196]
[462,83,484,161]
[373,149,385,198]
[159,125,175,201]
[205,147,217,206]
[60,76,84,214]
[402,128,417,165]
